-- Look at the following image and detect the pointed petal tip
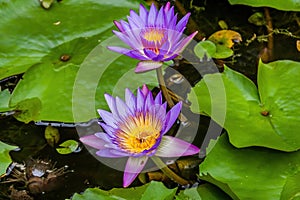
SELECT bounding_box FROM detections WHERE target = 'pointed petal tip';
[141,84,149,96]
[113,20,124,32]
[80,134,106,150]
[156,136,200,157]
[123,157,148,187]
[164,2,171,12]
[135,61,163,73]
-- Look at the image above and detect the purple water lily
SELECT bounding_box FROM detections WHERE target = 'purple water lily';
[80,85,200,187]
[107,2,198,73]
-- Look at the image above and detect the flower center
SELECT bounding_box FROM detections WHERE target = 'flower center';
[116,113,162,154]
[143,28,165,43]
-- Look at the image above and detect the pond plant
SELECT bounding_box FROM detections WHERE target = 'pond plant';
[0,0,300,199]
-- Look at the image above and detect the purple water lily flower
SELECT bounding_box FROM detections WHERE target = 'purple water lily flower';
[107,2,198,73]
[80,85,200,187]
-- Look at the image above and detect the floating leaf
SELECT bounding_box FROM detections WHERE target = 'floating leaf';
[214,45,234,59]
[8,18,157,123]
[176,183,232,200]
[45,126,60,147]
[0,141,18,176]
[208,30,242,49]
[199,134,300,200]
[0,0,140,80]
[71,181,176,200]
[228,0,300,11]
[194,40,216,60]
[281,171,300,200]
[0,89,13,112]
[189,60,300,151]
[56,140,79,154]
[9,38,157,122]
[206,30,242,59]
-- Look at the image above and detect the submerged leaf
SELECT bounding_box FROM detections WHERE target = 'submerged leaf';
[45,126,60,147]
[248,12,266,26]
[13,97,42,123]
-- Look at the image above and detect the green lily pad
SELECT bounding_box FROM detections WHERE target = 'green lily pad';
[71,181,177,200]
[0,89,13,112]
[228,0,300,11]
[6,1,157,123]
[0,141,18,175]
[214,44,234,59]
[56,140,79,154]
[281,171,300,200]
[0,0,139,80]
[189,60,300,151]
[194,40,216,60]
[199,134,300,200]
[176,183,232,200]
[9,35,157,122]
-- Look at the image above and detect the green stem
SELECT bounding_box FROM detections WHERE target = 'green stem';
[151,156,191,185]
[156,67,174,107]
[156,67,188,123]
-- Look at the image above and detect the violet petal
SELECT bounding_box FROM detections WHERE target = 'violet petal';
[156,6,165,28]
[113,20,124,32]
[155,136,200,157]
[116,97,130,120]
[144,90,154,111]
[154,91,162,104]
[104,94,119,117]
[147,4,157,27]
[141,84,149,96]
[162,101,182,134]
[176,13,191,32]
[174,31,198,54]
[98,109,118,128]
[123,156,148,187]
[129,9,144,27]
[136,87,145,111]
[125,88,137,114]
[80,134,106,150]
[96,149,129,158]
[135,61,163,73]
[164,2,171,12]
[139,4,148,25]
[98,122,116,138]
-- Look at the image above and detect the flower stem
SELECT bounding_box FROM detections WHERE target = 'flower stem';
[151,156,191,186]
[156,67,175,107]
[156,67,188,123]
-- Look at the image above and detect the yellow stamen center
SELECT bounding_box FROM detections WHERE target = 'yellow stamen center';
[143,29,165,43]
[116,113,162,154]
